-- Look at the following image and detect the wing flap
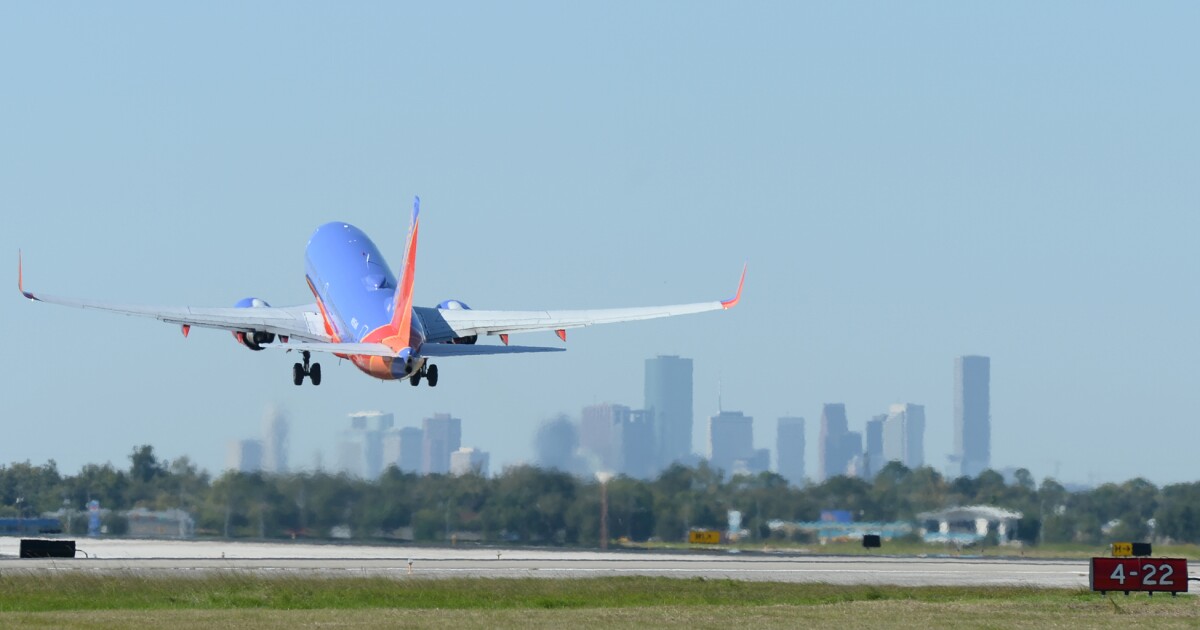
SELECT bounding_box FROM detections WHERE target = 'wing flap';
[420,343,564,357]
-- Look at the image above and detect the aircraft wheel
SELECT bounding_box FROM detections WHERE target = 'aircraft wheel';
[427,364,439,387]
[310,363,322,386]
[292,363,305,386]
[410,371,422,386]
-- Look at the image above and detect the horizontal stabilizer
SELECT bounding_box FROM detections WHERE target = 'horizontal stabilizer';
[420,343,565,357]
[274,341,564,358]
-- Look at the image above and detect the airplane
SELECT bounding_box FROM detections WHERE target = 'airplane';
[18,197,744,387]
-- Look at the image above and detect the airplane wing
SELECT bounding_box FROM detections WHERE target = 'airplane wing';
[416,265,746,344]
[18,253,328,342]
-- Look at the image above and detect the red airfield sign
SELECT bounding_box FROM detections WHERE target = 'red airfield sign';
[1090,557,1188,594]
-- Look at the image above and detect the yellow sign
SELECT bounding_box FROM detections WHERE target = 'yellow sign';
[1112,542,1133,557]
[689,530,721,544]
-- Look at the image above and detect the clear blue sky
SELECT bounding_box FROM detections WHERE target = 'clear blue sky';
[4,3,1198,485]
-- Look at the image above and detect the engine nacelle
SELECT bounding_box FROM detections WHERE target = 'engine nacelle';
[232,298,275,350]
[438,299,477,344]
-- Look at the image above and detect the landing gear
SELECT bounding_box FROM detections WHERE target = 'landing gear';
[408,362,439,387]
[426,363,438,387]
[292,351,321,386]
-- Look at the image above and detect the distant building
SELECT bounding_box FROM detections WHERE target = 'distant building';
[338,411,394,479]
[864,414,886,478]
[883,403,925,469]
[818,404,851,481]
[226,439,262,473]
[621,409,656,479]
[645,355,693,472]
[842,431,863,478]
[776,417,805,486]
[534,415,581,473]
[261,407,289,475]
[580,403,631,472]
[708,410,754,476]
[125,508,195,539]
[450,447,490,476]
[422,413,462,475]
[733,448,771,477]
[383,427,424,473]
[954,356,991,478]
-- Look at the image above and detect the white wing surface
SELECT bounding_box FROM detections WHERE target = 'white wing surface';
[19,255,327,341]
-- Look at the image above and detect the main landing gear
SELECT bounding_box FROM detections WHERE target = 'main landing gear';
[409,363,439,388]
[292,351,321,386]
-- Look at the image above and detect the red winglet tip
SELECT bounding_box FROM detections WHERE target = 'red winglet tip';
[555,329,567,342]
[18,250,35,300]
[720,263,747,309]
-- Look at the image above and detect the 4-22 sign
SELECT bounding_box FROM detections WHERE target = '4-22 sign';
[1090,557,1188,594]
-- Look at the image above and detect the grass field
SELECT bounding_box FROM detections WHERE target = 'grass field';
[0,574,1195,629]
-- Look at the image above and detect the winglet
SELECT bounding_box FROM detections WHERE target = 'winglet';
[720,263,747,309]
[18,250,37,301]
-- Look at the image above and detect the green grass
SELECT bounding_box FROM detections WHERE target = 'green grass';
[0,575,1195,628]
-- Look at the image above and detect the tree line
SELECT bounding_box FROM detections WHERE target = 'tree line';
[1,445,1198,546]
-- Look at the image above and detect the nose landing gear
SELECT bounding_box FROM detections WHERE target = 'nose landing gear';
[292,351,321,386]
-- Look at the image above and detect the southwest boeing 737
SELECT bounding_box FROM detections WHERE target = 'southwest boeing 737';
[18,198,744,386]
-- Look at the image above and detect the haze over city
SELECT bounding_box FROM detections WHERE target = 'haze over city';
[4,4,1200,485]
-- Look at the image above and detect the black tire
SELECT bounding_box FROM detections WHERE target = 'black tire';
[427,364,439,387]
[292,363,305,386]
[409,372,422,386]
[310,363,322,386]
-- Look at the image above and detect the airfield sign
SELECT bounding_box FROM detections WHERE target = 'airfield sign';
[1090,557,1188,594]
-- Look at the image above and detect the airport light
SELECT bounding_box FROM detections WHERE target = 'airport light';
[596,472,614,550]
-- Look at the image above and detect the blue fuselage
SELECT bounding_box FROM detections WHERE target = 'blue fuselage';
[304,222,425,378]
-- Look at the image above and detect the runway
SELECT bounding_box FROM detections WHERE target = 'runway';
[0,537,1103,588]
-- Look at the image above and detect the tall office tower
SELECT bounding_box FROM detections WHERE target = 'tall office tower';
[733,448,771,476]
[708,410,754,476]
[338,411,395,479]
[580,403,632,472]
[226,439,263,472]
[819,403,850,481]
[621,409,655,479]
[644,355,693,471]
[422,413,462,474]
[261,407,289,475]
[776,417,806,486]
[382,426,424,473]
[449,447,490,476]
[882,403,925,469]
[954,355,991,478]
[864,414,886,478]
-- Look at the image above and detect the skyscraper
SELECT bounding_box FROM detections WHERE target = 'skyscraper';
[422,413,462,474]
[261,407,289,475]
[621,409,655,479]
[842,431,863,478]
[382,426,424,473]
[776,417,805,486]
[864,414,886,478]
[708,410,754,475]
[580,403,631,472]
[954,355,991,478]
[226,439,262,473]
[338,411,394,479]
[882,403,925,469]
[644,355,692,471]
[818,403,850,481]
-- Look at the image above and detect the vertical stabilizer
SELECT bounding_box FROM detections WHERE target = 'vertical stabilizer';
[382,197,421,352]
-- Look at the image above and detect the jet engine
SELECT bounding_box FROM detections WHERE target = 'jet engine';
[438,299,477,344]
[232,297,276,350]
